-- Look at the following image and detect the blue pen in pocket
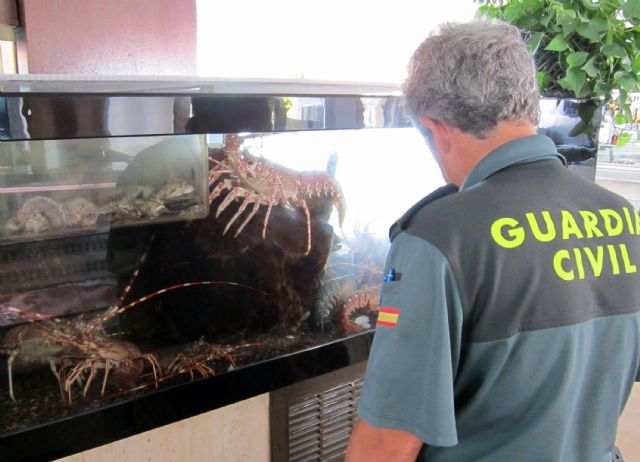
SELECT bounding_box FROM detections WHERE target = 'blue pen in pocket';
[383,268,396,282]
[380,267,396,302]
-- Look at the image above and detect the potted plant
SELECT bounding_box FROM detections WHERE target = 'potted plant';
[475,0,640,146]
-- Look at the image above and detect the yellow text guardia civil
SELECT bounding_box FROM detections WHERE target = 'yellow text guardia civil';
[491,207,640,281]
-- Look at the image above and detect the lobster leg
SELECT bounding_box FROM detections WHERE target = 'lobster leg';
[83,363,98,397]
[290,198,312,255]
[215,186,253,218]
[49,359,60,381]
[223,192,254,235]
[233,197,261,237]
[7,349,18,402]
[101,360,114,396]
[209,179,235,203]
[141,354,161,387]
[261,192,278,239]
[208,158,232,186]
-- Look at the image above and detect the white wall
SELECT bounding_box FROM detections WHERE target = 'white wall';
[196,0,478,82]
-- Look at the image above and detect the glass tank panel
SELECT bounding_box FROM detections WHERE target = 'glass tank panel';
[0,127,444,436]
[0,135,209,242]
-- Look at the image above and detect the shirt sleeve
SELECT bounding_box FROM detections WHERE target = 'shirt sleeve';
[357,232,464,447]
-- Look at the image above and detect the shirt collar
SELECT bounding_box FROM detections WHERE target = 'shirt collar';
[461,135,566,191]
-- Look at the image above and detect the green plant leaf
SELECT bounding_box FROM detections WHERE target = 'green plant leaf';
[556,9,576,26]
[569,121,589,137]
[632,55,640,74]
[614,112,628,125]
[602,43,628,58]
[594,80,609,96]
[578,102,597,123]
[537,71,551,92]
[559,68,587,95]
[614,71,639,91]
[540,12,553,27]
[476,5,501,19]
[526,32,545,55]
[515,13,542,29]
[576,17,609,42]
[622,0,640,19]
[545,34,570,51]
[617,131,633,147]
[567,51,589,67]
[504,1,534,22]
[582,56,599,77]
[555,9,577,36]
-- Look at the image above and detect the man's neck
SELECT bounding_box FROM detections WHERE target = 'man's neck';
[448,121,537,185]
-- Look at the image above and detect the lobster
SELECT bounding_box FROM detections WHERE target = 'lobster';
[0,246,162,403]
[208,135,346,255]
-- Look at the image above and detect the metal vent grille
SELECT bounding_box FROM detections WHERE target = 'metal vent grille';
[288,378,363,462]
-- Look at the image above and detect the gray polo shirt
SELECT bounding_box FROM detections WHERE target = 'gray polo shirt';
[358,135,640,462]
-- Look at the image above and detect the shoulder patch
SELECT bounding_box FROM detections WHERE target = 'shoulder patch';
[389,183,458,242]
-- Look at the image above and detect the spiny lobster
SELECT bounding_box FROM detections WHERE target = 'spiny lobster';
[208,135,346,255]
[0,246,267,404]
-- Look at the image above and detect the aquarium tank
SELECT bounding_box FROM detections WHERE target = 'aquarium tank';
[0,80,447,444]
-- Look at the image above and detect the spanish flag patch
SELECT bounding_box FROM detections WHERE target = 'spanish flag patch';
[376,307,400,328]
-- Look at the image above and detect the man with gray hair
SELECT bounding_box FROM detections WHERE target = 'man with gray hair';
[346,21,639,462]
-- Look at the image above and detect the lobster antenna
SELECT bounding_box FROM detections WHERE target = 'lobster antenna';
[114,280,269,316]
[117,233,156,308]
[85,233,156,333]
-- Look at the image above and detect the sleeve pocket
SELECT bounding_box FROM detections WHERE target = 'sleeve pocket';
[380,280,401,304]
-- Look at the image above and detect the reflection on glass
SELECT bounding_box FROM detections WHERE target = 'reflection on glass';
[0,128,442,436]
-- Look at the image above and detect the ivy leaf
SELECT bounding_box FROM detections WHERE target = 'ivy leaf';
[537,71,551,92]
[614,112,628,125]
[540,12,553,27]
[569,121,589,137]
[632,55,640,74]
[582,56,599,77]
[578,102,596,124]
[622,0,640,19]
[594,80,609,96]
[617,131,633,147]
[614,72,639,91]
[502,3,522,22]
[602,43,628,58]
[561,19,579,37]
[559,68,587,95]
[545,34,570,51]
[526,32,545,55]
[555,9,577,36]
[477,5,501,19]
[576,17,609,42]
[515,13,541,29]
[556,9,576,27]
[567,51,589,67]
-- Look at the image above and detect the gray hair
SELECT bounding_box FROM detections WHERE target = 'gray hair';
[403,21,540,138]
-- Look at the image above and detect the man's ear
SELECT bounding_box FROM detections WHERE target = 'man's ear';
[419,116,451,154]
